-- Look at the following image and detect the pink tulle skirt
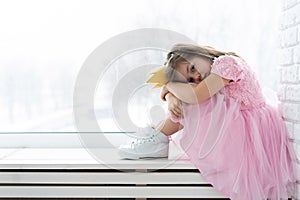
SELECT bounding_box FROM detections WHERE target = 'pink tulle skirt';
[169,92,297,200]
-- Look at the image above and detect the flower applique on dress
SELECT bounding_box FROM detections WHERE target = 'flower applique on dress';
[211,55,266,110]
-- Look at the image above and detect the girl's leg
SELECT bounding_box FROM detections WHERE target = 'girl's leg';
[154,118,183,136]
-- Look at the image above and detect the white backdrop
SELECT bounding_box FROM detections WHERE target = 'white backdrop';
[0,0,280,139]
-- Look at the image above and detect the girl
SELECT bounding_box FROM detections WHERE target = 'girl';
[118,43,297,199]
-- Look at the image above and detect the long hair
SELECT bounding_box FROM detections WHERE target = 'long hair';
[165,43,241,82]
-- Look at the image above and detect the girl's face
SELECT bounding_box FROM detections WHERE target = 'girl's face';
[175,56,212,83]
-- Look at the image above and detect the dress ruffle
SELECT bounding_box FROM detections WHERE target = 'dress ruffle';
[169,91,297,200]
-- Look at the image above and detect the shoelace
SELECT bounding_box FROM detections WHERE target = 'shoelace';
[131,134,157,146]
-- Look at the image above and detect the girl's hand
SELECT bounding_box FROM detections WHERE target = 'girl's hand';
[166,93,183,118]
[160,86,170,101]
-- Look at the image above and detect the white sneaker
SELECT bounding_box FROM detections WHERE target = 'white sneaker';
[118,126,169,159]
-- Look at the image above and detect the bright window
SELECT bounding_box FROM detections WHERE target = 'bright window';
[0,0,280,133]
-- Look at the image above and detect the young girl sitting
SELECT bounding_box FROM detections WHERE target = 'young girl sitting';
[118,43,297,199]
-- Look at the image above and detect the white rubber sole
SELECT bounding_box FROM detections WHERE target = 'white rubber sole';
[118,147,169,160]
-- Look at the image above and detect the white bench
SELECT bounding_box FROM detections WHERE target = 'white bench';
[0,148,228,199]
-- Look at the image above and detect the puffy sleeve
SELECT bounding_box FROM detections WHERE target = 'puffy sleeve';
[210,55,244,82]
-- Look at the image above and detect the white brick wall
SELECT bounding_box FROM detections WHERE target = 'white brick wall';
[280,48,293,65]
[286,85,300,100]
[280,0,300,198]
[295,45,300,63]
[281,103,300,121]
[280,65,299,83]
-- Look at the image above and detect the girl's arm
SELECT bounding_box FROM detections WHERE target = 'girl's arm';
[160,86,170,101]
[160,86,183,118]
[166,73,230,104]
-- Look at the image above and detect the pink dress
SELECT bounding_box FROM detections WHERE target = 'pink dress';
[169,55,297,199]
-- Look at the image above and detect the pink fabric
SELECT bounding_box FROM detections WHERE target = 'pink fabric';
[211,55,266,109]
[169,55,297,199]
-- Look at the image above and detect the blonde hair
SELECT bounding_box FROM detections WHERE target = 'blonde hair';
[165,43,241,82]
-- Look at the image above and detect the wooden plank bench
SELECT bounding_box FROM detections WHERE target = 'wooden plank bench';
[0,148,228,199]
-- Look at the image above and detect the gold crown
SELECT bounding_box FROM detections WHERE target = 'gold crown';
[146,66,168,88]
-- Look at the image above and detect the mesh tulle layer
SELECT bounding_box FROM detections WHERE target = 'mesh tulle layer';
[169,92,297,200]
